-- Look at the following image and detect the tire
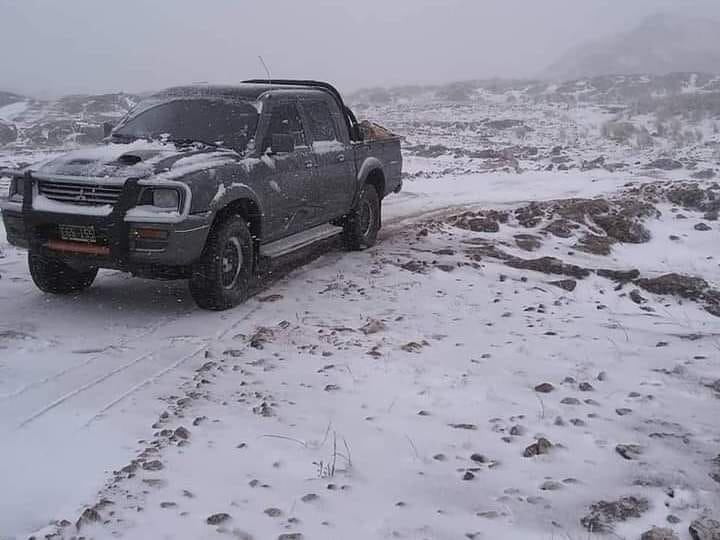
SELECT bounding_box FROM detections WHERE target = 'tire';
[343,184,381,250]
[28,252,98,294]
[189,216,254,311]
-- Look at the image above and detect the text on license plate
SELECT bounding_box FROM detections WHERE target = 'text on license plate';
[59,224,96,243]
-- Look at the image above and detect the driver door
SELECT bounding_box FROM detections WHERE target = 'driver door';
[260,101,316,240]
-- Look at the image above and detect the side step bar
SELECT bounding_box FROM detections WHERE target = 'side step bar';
[260,224,343,259]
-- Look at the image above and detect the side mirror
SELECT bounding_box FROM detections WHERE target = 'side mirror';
[103,122,115,138]
[270,133,295,154]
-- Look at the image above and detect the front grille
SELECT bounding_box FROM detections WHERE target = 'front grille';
[38,180,123,206]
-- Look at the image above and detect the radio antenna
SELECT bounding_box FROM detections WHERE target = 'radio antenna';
[258,56,272,86]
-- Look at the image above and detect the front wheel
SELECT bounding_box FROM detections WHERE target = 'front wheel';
[343,184,381,250]
[189,216,254,311]
[28,252,98,294]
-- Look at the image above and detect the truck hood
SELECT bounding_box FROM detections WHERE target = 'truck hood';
[32,140,238,181]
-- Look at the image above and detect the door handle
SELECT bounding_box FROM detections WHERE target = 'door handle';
[337,154,346,163]
[305,161,314,169]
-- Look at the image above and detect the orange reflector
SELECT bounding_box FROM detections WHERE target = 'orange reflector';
[133,228,168,240]
[47,240,110,256]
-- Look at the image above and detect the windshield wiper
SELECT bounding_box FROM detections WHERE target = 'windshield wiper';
[110,132,138,143]
[167,137,219,148]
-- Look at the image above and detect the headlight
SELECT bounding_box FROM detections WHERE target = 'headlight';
[152,188,180,210]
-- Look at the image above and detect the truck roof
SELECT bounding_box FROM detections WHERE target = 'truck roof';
[156,84,332,103]
[154,80,361,142]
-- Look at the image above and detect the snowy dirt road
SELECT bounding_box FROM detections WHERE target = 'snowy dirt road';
[2,171,719,540]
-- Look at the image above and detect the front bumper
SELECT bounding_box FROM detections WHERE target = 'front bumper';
[0,174,210,270]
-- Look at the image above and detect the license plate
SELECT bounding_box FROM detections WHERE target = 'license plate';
[59,224,96,243]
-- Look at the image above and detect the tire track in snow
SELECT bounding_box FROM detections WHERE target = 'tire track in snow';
[82,304,262,427]
[17,349,160,429]
[0,314,183,403]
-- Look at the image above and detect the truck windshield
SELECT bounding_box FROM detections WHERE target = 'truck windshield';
[113,98,258,152]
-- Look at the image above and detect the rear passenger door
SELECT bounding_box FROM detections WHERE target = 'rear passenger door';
[260,100,316,239]
[301,98,356,221]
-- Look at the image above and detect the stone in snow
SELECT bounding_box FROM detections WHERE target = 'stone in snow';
[689,516,720,540]
[206,513,231,525]
[641,527,679,540]
[523,438,552,457]
[534,382,554,393]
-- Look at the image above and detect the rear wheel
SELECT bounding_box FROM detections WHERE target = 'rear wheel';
[189,216,254,311]
[28,252,98,294]
[343,184,381,250]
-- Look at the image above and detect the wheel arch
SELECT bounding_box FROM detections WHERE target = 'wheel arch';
[357,157,386,200]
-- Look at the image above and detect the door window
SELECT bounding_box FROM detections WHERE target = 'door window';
[263,103,307,151]
[305,101,338,142]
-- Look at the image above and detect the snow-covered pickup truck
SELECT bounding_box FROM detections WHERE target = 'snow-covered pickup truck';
[0,80,402,309]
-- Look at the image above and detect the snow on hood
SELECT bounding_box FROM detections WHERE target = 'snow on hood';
[32,140,239,182]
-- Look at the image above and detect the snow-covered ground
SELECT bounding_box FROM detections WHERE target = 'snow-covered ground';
[1,159,719,539]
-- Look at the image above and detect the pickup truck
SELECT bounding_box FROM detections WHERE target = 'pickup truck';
[0,80,402,310]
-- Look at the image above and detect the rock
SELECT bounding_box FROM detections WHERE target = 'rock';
[615,444,643,460]
[515,234,542,251]
[401,341,424,353]
[579,382,594,392]
[630,289,647,304]
[597,268,640,282]
[636,273,709,300]
[505,256,590,279]
[645,158,683,171]
[594,214,651,244]
[540,480,563,491]
[695,223,712,231]
[667,515,681,524]
[467,217,500,233]
[616,408,633,416]
[576,234,614,256]
[545,219,576,238]
[264,507,283,518]
[360,319,386,335]
[689,516,720,540]
[641,527,679,540]
[278,534,304,540]
[249,327,274,349]
[207,513,231,525]
[160,501,177,509]
[550,279,577,292]
[534,382,555,393]
[509,425,525,436]
[561,397,581,405]
[76,508,102,530]
[667,185,706,208]
[580,496,650,533]
[301,493,319,503]
[692,169,716,180]
[463,471,476,481]
[487,119,524,130]
[173,426,190,440]
[470,453,488,463]
[582,156,606,171]
[523,437,552,457]
[449,423,477,430]
[142,460,163,471]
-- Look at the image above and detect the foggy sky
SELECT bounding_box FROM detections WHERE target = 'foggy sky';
[1,0,719,97]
